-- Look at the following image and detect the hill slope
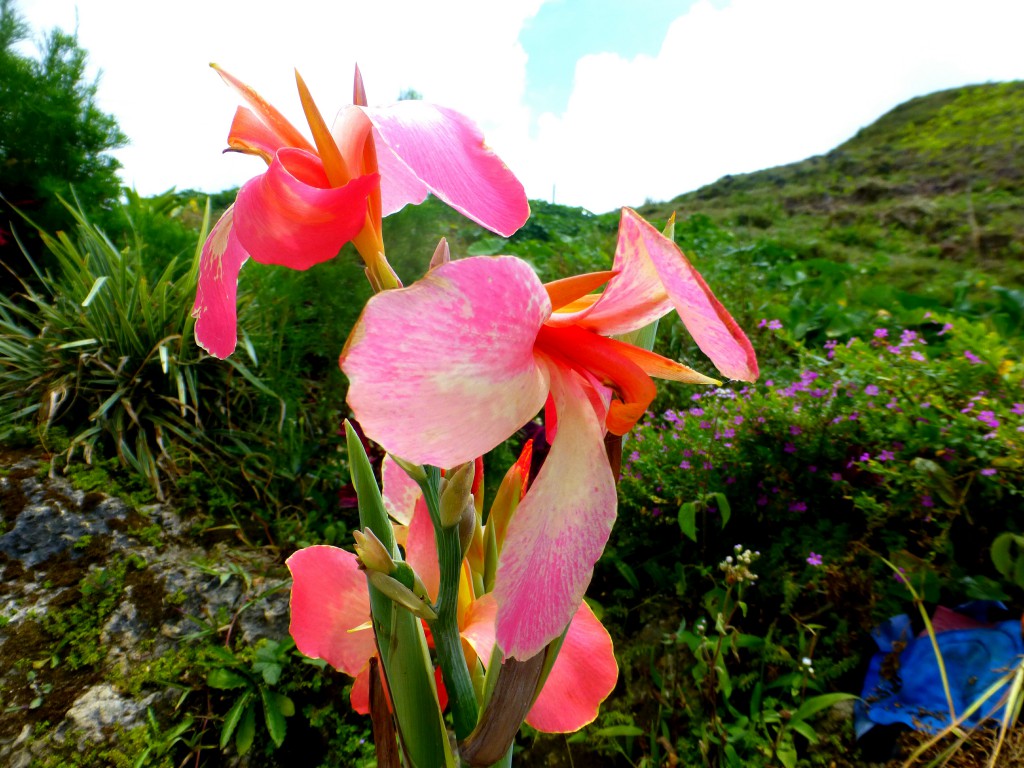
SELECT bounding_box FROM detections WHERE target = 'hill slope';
[639,81,1024,288]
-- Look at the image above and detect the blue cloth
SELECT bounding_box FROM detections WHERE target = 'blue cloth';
[856,604,1024,738]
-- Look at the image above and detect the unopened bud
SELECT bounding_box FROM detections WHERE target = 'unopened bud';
[366,570,438,621]
[388,454,427,483]
[459,503,478,559]
[353,528,396,574]
[440,462,475,528]
[429,238,451,271]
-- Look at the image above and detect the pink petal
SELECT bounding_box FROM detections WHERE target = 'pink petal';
[225,106,298,164]
[350,662,371,715]
[526,601,618,733]
[381,455,420,525]
[213,65,314,157]
[379,455,440,597]
[192,206,248,359]
[460,592,499,667]
[286,545,376,677]
[623,209,758,381]
[376,131,431,217]
[362,102,529,237]
[405,492,440,601]
[549,209,759,382]
[233,149,379,270]
[342,256,551,468]
[546,208,673,333]
[493,363,618,660]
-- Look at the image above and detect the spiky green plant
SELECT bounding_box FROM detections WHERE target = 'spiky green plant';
[0,197,218,497]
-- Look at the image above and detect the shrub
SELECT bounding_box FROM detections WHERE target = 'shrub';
[0,199,217,497]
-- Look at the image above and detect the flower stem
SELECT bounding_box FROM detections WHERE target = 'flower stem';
[422,466,479,739]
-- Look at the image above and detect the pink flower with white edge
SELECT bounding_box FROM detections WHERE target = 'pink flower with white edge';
[341,207,758,660]
[192,65,529,359]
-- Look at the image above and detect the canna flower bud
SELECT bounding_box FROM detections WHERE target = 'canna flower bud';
[439,461,475,528]
[429,237,451,271]
[366,570,438,621]
[388,453,427,483]
[458,502,478,560]
[353,528,395,574]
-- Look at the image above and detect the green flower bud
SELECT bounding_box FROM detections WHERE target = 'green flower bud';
[440,462,475,528]
[366,570,438,621]
[353,528,396,574]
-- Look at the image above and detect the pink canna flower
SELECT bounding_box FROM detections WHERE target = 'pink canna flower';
[286,460,617,732]
[341,207,758,660]
[286,545,377,713]
[192,65,529,359]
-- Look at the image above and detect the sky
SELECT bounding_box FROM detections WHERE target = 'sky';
[13,0,1024,214]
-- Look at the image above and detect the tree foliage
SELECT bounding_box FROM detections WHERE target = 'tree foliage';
[0,0,127,278]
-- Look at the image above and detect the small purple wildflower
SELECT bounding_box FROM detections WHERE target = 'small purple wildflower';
[807,552,823,566]
[964,350,982,365]
[981,468,997,477]
[978,411,1000,430]
[873,328,888,339]
[877,450,895,461]
[789,501,807,512]
[864,384,879,396]
[921,495,934,508]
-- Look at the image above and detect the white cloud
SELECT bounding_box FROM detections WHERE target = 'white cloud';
[15,0,543,195]
[13,0,1024,213]
[518,0,1024,212]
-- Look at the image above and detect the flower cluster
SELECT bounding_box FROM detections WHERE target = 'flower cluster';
[618,314,1022,613]
[719,544,760,585]
[191,63,760,760]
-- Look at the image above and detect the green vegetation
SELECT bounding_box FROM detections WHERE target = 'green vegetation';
[1,18,1022,763]
[0,0,127,276]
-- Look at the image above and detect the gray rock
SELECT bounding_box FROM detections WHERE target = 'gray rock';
[62,683,148,741]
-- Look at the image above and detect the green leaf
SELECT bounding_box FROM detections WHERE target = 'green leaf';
[712,492,731,528]
[207,668,249,690]
[791,692,857,726]
[790,719,820,743]
[220,692,252,750]
[81,276,108,307]
[235,702,256,756]
[991,533,1023,578]
[776,737,798,768]
[260,687,290,748]
[679,501,698,542]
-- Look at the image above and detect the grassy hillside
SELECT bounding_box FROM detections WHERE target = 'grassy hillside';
[641,81,1024,288]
